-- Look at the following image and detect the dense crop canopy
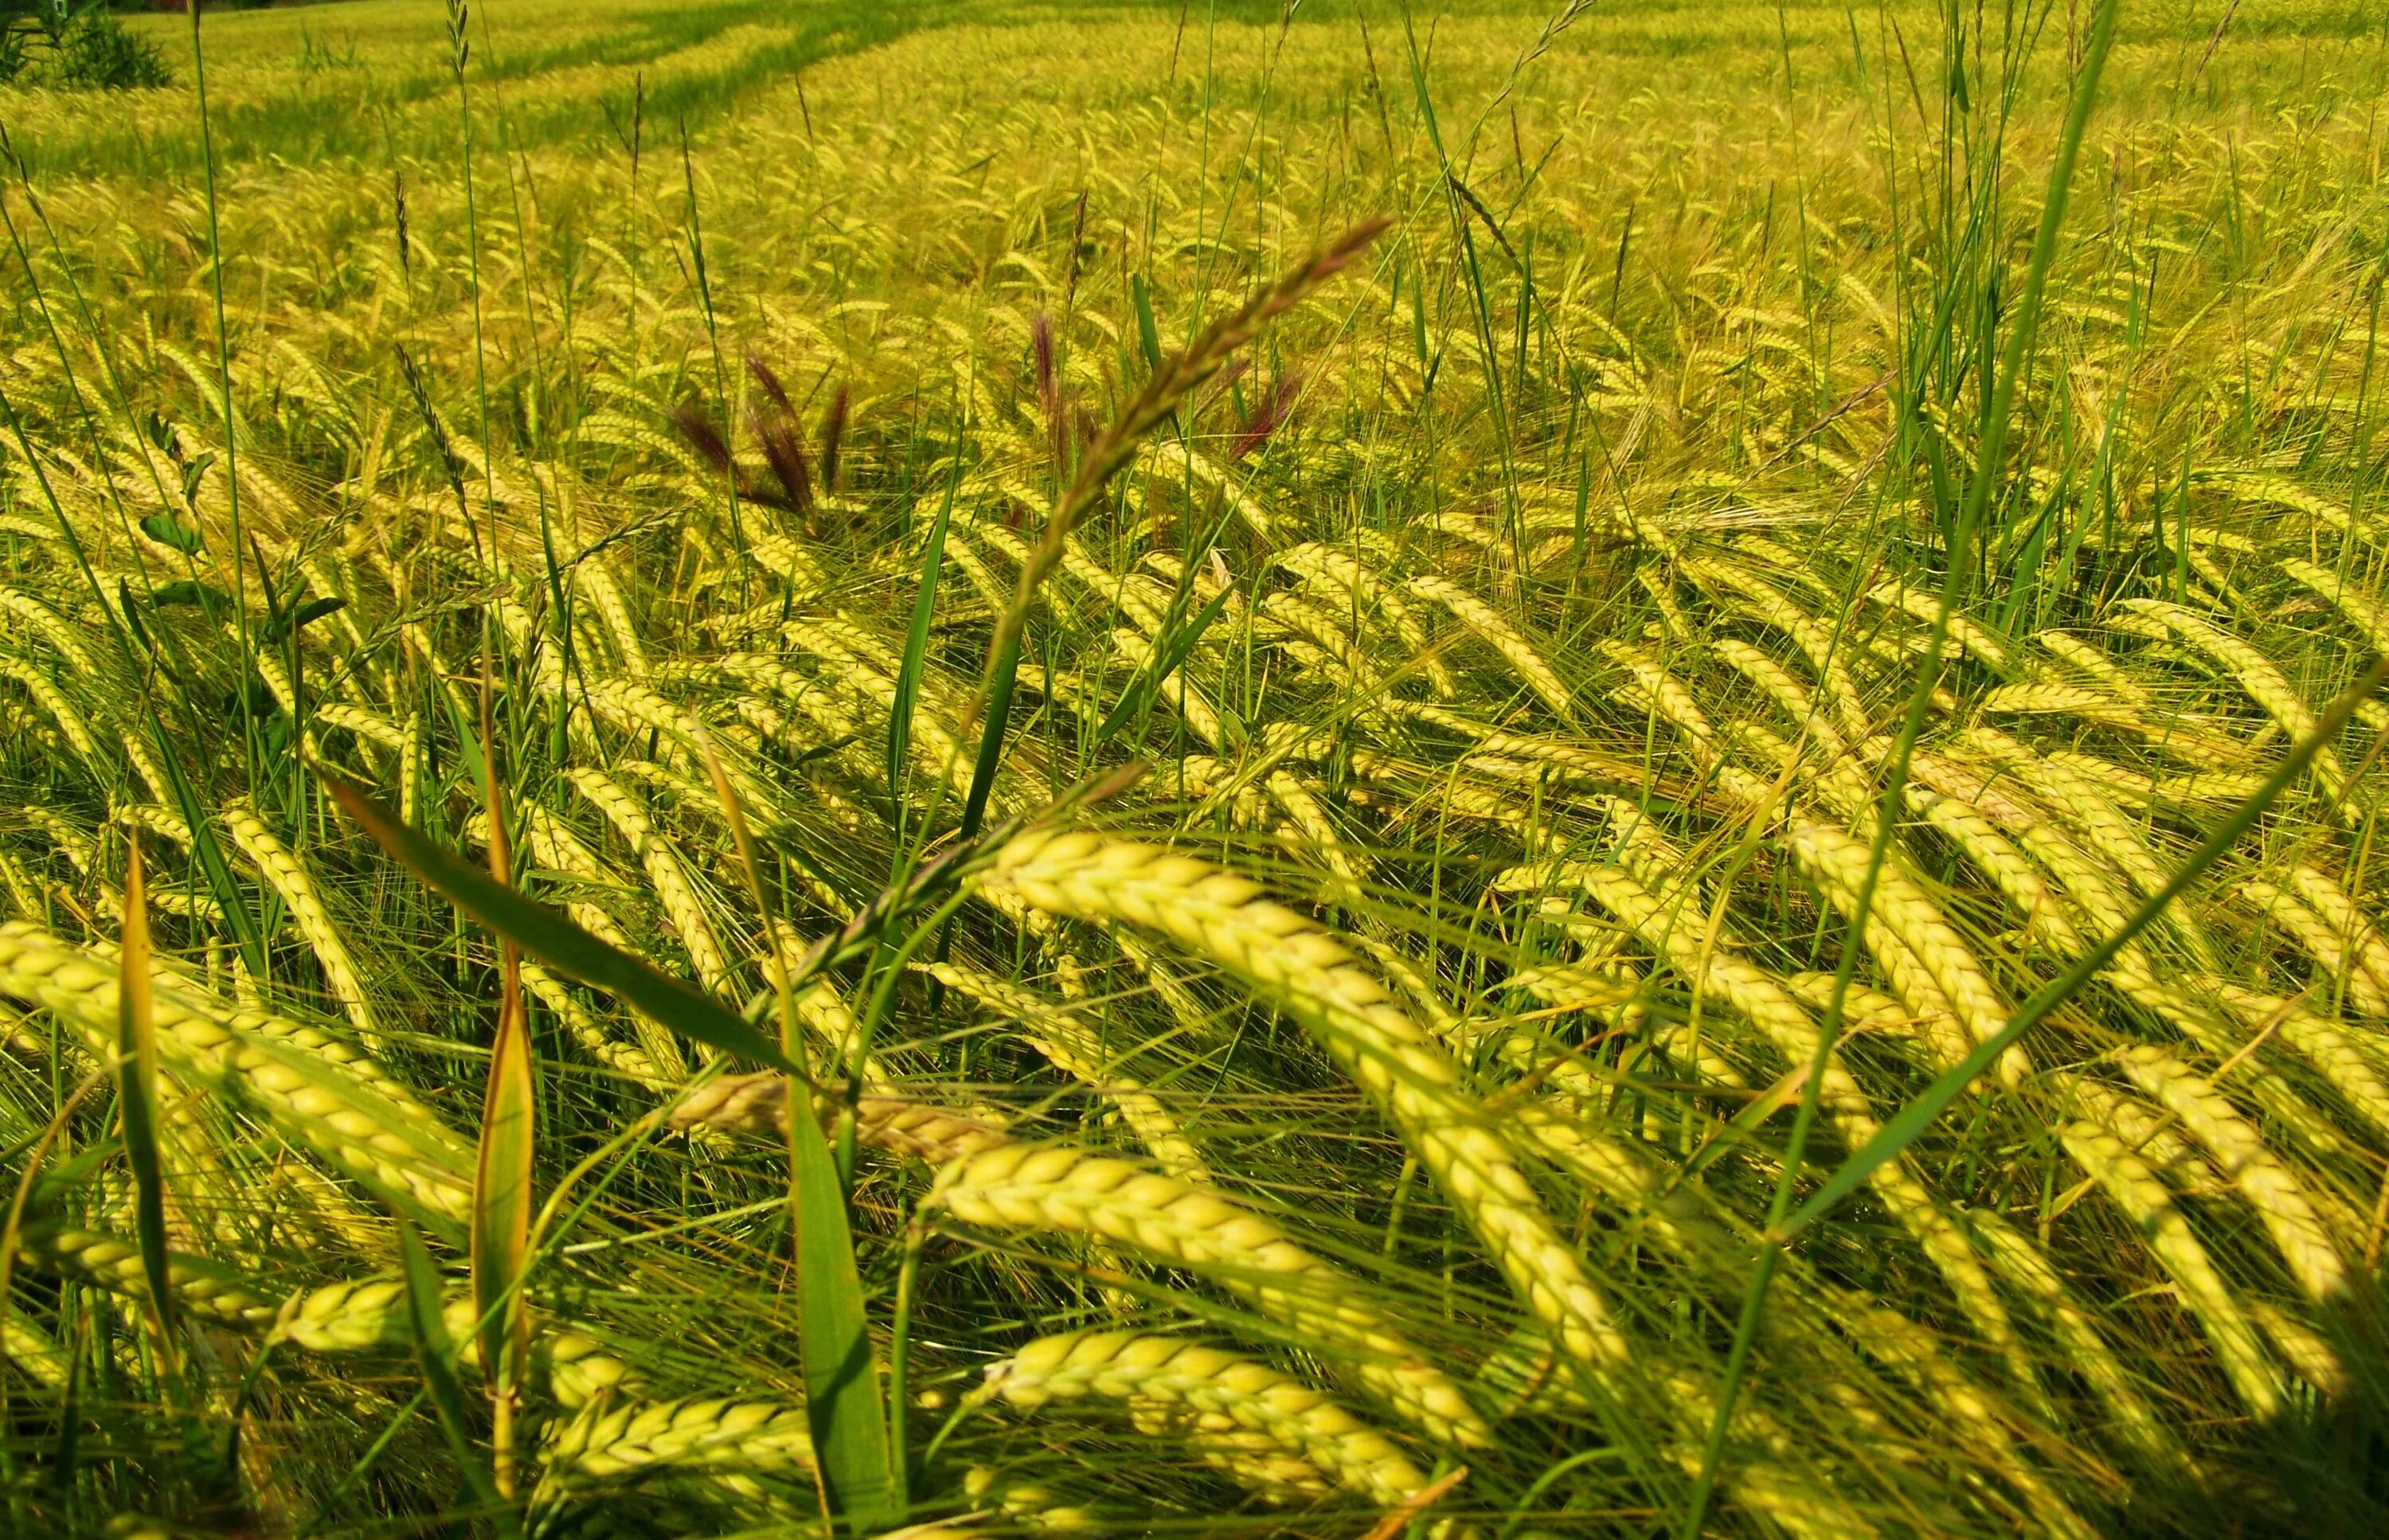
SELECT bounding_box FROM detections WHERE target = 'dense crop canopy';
[0,2,2386,1534]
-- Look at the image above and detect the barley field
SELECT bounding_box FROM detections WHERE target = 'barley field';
[0,0,2386,1534]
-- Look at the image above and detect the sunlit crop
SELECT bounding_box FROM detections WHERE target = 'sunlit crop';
[1,2,2386,1534]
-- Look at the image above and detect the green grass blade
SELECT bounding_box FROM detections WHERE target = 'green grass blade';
[326,764,894,1519]
[115,837,176,1382]
[1132,272,1163,370]
[1096,581,1232,749]
[471,971,534,1495]
[956,628,1025,843]
[471,723,537,1496]
[444,685,489,803]
[399,1219,509,1534]
[319,768,792,1074]
[788,1061,897,1525]
[146,702,266,979]
[693,734,897,1525]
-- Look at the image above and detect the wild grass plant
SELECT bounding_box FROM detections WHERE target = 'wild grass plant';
[1,0,2387,1534]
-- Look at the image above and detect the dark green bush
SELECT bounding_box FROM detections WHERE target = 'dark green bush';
[0,23,30,85]
[0,1,170,90]
[53,9,170,88]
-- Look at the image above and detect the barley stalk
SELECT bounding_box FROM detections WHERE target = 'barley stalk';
[669,1070,1009,1164]
[2281,555,2389,652]
[2030,630,2150,709]
[2202,978,2389,1142]
[981,219,1390,678]
[2,1300,69,1388]
[2116,1045,2345,1301]
[1408,572,1572,714]
[1787,819,2027,1085]
[568,768,733,995]
[2122,599,2357,822]
[18,1222,280,1331]
[1573,862,2022,1363]
[2242,879,2389,1018]
[1715,637,1844,752]
[0,658,98,762]
[925,959,1210,1179]
[0,587,100,676]
[2286,865,2389,1009]
[577,561,649,674]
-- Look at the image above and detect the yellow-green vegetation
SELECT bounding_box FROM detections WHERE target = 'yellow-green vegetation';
[2,0,2387,1533]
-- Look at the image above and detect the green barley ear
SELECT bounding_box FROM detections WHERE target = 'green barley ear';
[926,1139,1487,1448]
[0,922,475,1232]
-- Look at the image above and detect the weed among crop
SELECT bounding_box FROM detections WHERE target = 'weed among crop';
[0,1,2386,1536]
[0,2,169,91]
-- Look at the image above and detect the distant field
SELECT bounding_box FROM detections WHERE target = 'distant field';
[2,2,2388,1535]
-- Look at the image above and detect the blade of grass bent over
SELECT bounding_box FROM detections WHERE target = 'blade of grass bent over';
[320,768,791,1071]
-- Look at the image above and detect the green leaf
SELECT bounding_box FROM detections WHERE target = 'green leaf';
[324,768,896,1524]
[1131,272,1162,372]
[788,1070,897,1525]
[178,452,215,508]
[116,838,177,1379]
[319,770,790,1073]
[139,514,205,555]
[144,704,267,980]
[399,1221,510,1534]
[471,963,535,1424]
[471,706,538,1477]
[444,687,490,807]
[115,580,155,656]
[150,580,229,614]
[956,628,1026,843]
[262,594,346,643]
